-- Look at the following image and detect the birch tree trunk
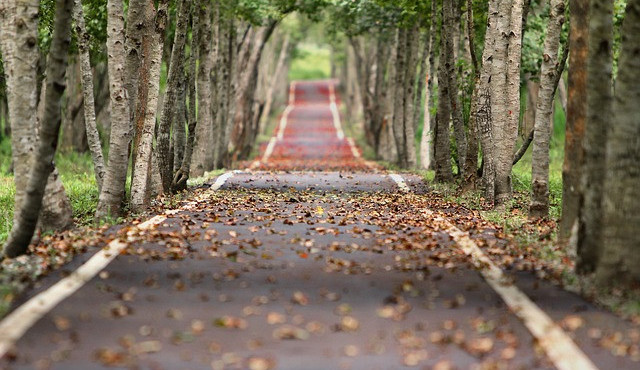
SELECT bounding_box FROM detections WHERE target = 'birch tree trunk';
[178,0,212,188]
[215,19,235,169]
[477,0,500,203]
[4,0,73,257]
[596,0,640,287]
[124,0,149,118]
[462,0,480,188]
[190,0,214,179]
[435,17,453,182]
[529,0,565,218]
[577,0,614,273]
[130,0,167,211]
[156,0,189,194]
[0,0,72,235]
[96,0,132,219]
[72,0,105,191]
[559,0,589,241]
[443,0,467,174]
[403,25,419,169]
[391,28,408,168]
[493,0,524,207]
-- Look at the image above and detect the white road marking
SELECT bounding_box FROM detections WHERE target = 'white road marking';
[276,105,294,141]
[288,81,296,105]
[391,173,598,370]
[346,138,361,158]
[328,83,345,141]
[389,173,411,192]
[261,137,277,163]
[0,171,239,358]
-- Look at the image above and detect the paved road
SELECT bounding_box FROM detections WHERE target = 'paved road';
[1,80,638,369]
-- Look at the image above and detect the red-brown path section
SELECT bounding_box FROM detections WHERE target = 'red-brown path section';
[247,79,377,171]
[1,80,639,370]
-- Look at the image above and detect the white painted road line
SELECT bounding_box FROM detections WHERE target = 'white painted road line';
[391,174,598,370]
[276,105,294,141]
[328,83,345,141]
[261,137,277,163]
[0,171,238,358]
[389,173,411,192]
[346,138,360,158]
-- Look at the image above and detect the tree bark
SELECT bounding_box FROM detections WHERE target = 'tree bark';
[156,0,189,194]
[178,0,213,189]
[462,0,480,188]
[72,0,105,191]
[215,18,235,169]
[443,0,467,174]
[0,0,72,234]
[476,0,500,203]
[124,0,149,118]
[392,28,408,168]
[403,25,419,169]
[492,0,524,207]
[96,0,133,219]
[130,0,167,211]
[435,18,453,182]
[4,0,73,257]
[577,0,614,273]
[596,0,640,287]
[529,0,565,218]
[559,0,589,241]
[189,0,214,180]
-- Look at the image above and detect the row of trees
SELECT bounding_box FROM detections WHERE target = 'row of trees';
[0,0,317,256]
[332,0,638,289]
[0,0,638,288]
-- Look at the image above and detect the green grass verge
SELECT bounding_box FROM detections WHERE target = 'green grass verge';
[0,144,100,244]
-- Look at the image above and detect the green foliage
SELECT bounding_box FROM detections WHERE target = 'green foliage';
[289,43,331,81]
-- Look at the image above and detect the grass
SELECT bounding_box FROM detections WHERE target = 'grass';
[0,143,100,244]
[289,43,331,81]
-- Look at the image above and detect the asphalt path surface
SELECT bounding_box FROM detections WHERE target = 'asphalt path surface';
[1,80,638,370]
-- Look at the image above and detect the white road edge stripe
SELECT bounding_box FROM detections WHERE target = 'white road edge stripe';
[328,82,345,141]
[0,170,239,358]
[388,173,598,370]
[251,83,297,170]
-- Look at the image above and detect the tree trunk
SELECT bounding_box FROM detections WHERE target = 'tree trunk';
[61,61,87,152]
[96,0,133,219]
[529,0,565,218]
[596,0,640,287]
[462,0,480,188]
[259,34,290,132]
[4,0,73,257]
[124,0,149,118]
[172,73,187,172]
[392,28,408,168]
[577,0,614,273]
[0,0,72,235]
[130,0,167,211]
[435,18,453,182]
[72,0,105,191]
[189,0,215,180]
[403,25,419,169]
[156,0,189,194]
[476,0,500,203]
[444,0,467,174]
[215,18,235,169]
[559,0,589,241]
[178,0,212,189]
[491,0,524,207]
